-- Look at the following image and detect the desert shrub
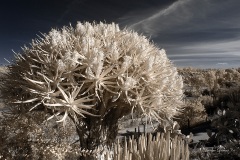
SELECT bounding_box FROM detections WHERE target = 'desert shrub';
[0,111,79,160]
[0,112,43,159]
[112,132,189,160]
[207,88,240,146]
[0,22,183,156]
[176,68,240,159]
[200,96,214,109]
[76,131,189,160]
[199,95,216,115]
[219,141,240,159]
[176,98,207,128]
[178,68,240,97]
[190,143,240,160]
[178,68,240,124]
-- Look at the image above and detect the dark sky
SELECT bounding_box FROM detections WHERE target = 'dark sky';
[1,0,240,68]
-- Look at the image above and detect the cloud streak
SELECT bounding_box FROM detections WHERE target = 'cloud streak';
[120,0,240,68]
[127,0,240,38]
[166,38,240,68]
[127,0,209,36]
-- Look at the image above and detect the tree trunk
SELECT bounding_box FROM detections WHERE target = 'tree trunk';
[73,92,132,159]
[76,117,118,159]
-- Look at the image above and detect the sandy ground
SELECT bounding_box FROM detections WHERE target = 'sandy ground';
[192,132,209,142]
[118,120,210,143]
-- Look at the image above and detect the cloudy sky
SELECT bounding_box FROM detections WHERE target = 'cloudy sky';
[0,0,240,68]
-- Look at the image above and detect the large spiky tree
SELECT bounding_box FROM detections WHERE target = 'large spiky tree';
[0,22,183,152]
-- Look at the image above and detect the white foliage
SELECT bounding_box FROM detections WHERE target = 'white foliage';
[2,22,184,124]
